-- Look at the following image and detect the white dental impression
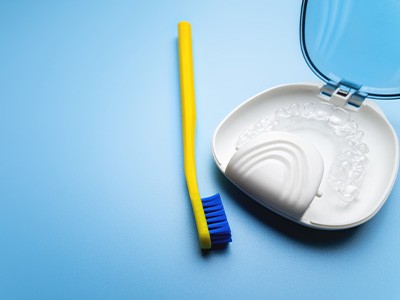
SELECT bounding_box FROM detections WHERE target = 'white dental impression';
[236,102,369,203]
[227,131,324,220]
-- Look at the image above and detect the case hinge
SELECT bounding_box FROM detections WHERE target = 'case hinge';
[320,81,366,108]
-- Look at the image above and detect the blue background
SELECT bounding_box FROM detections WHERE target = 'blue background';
[1,1,400,299]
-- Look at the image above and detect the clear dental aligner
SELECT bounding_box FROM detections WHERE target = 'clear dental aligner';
[236,102,369,203]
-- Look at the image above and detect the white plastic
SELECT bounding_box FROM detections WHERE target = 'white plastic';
[235,101,370,203]
[212,83,399,229]
[226,131,324,220]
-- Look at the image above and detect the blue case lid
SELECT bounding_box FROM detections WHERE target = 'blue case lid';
[300,0,400,100]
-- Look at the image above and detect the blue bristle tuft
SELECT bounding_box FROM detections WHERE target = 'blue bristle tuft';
[201,193,232,246]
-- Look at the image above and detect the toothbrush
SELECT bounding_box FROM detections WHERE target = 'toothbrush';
[178,21,232,249]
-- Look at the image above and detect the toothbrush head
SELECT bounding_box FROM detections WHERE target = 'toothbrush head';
[201,193,232,246]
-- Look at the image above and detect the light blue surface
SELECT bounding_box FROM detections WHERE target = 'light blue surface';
[1,1,400,299]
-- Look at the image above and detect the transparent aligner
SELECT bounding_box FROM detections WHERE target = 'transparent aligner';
[334,120,358,137]
[344,130,364,143]
[275,108,293,129]
[236,118,276,149]
[356,143,369,155]
[327,109,368,202]
[338,138,357,153]
[329,140,369,203]
[338,183,359,203]
[236,102,369,203]
[313,102,333,121]
[287,103,301,119]
[253,118,276,134]
[329,160,364,203]
[236,128,255,149]
[329,107,349,128]
[302,102,315,118]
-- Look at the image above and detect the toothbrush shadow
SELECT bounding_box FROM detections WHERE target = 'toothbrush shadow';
[200,243,230,257]
[213,166,359,247]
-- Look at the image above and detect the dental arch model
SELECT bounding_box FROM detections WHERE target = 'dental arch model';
[235,102,369,203]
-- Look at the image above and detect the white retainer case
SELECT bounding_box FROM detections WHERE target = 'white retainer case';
[212,1,400,229]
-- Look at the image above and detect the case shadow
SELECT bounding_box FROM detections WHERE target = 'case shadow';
[213,162,360,248]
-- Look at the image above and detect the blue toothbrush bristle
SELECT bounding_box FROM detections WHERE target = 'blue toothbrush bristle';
[201,193,232,246]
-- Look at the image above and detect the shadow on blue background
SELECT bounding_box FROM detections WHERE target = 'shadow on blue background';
[214,168,358,247]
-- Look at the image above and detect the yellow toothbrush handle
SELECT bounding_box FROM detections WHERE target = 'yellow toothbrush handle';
[178,21,211,249]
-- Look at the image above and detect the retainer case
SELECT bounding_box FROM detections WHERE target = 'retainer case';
[212,0,400,229]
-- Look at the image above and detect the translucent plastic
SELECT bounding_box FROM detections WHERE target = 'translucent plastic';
[236,102,369,203]
[300,0,400,99]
